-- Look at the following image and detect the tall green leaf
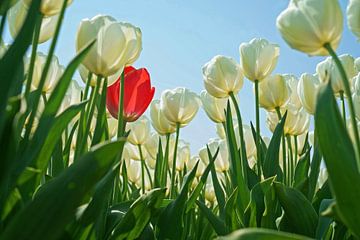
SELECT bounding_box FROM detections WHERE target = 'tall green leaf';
[218,228,313,240]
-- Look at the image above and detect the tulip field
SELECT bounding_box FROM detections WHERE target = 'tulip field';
[1,0,360,239]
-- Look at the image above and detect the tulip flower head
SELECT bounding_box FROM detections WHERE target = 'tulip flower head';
[284,74,302,110]
[347,0,360,41]
[160,87,201,127]
[106,66,155,122]
[239,38,280,82]
[76,15,142,77]
[355,58,360,73]
[258,74,290,111]
[199,138,229,173]
[23,0,73,16]
[126,115,151,145]
[200,90,230,123]
[150,100,176,135]
[78,64,121,87]
[202,55,244,98]
[277,0,343,56]
[297,73,322,115]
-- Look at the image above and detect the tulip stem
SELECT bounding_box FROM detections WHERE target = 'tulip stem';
[340,91,346,125]
[276,107,287,185]
[23,0,68,142]
[254,80,262,177]
[117,71,125,138]
[294,135,298,163]
[286,135,294,186]
[138,144,146,194]
[324,43,360,170]
[170,123,180,198]
[229,92,249,185]
[24,14,43,98]
[163,133,171,187]
[82,72,92,101]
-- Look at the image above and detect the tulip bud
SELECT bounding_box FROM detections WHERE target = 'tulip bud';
[242,125,257,159]
[316,54,356,96]
[126,115,151,145]
[78,64,120,87]
[354,73,360,94]
[58,80,82,114]
[216,123,226,139]
[107,117,118,139]
[125,159,141,184]
[258,74,290,111]
[355,58,360,73]
[29,52,64,93]
[124,142,148,161]
[150,100,176,135]
[284,74,302,110]
[23,0,73,16]
[187,156,206,178]
[175,140,191,171]
[205,184,216,203]
[76,15,142,77]
[199,139,229,173]
[297,73,322,115]
[277,0,343,56]
[267,106,310,136]
[200,90,229,123]
[160,87,201,127]
[8,1,58,43]
[202,55,244,98]
[239,38,280,82]
[347,0,360,41]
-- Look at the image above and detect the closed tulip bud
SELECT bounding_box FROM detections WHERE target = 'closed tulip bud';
[316,54,356,96]
[124,142,148,161]
[202,55,244,98]
[176,140,191,171]
[205,184,216,203]
[276,0,343,56]
[24,0,73,16]
[125,160,141,184]
[355,58,360,72]
[126,115,151,145]
[347,0,360,41]
[78,64,120,87]
[187,156,206,178]
[200,90,229,123]
[8,1,58,43]
[242,125,257,159]
[290,133,308,155]
[239,38,280,82]
[107,117,118,139]
[76,15,142,77]
[160,87,201,127]
[199,139,229,173]
[150,100,176,135]
[267,106,310,136]
[29,52,64,93]
[297,73,322,115]
[258,74,290,111]
[216,123,226,139]
[284,74,302,110]
[58,80,82,114]
[354,73,360,94]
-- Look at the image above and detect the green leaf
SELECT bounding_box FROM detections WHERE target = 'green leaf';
[196,200,228,236]
[315,82,360,238]
[154,137,164,188]
[312,180,332,213]
[307,136,322,201]
[293,148,311,195]
[263,112,286,180]
[218,228,313,240]
[274,182,318,237]
[316,199,334,240]
[157,162,199,240]
[224,188,242,231]
[109,188,165,240]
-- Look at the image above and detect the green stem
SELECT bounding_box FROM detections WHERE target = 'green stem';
[25,14,43,98]
[170,123,180,198]
[254,80,262,177]
[276,107,287,185]
[324,43,360,170]
[23,0,68,142]
[117,71,125,138]
[138,144,146,194]
[163,133,171,187]
[286,135,293,186]
[294,135,298,163]
[82,72,92,101]
[229,92,249,185]
[340,91,346,126]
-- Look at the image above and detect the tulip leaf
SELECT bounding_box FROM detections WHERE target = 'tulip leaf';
[1,140,125,240]
[315,82,360,238]
[109,188,166,240]
[154,137,164,188]
[196,200,228,236]
[316,199,334,240]
[92,78,108,146]
[157,162,199,240]
[263,112,286,180]
[224,188,242,231]
[274,182,318,237]
[293,148,311,195]
[307,135,322,201]
[218,228,313,240]
[312,180,332,213]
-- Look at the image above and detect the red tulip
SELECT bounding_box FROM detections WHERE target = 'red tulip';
[106,66,155,122]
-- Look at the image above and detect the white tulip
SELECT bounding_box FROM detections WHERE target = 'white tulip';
[125,160,141,184]
[160,87,201,127]
[205,184,216,203]
[187,156,206,178]
[277,0,343,56]
[76,15,142,77]
[297,73,322,115]
[24,0,73,16]
[242,125,257,159]
[200,90,229,123]
[175,140,191,171]
[199,138,229,173]
[78,64,121,87]
[150,100,176,135]
[29,52,64,93]
[258,74,290,111]
[8,1,58,43]
[126,115,151,145]
[316,54,356,96]
[202,55,244,98]
[216,123,226,139]
[124,142,148,161]
[284,74,302,110]
[347,0,360,41]
[355,58,360,72]
[239,38,280,82]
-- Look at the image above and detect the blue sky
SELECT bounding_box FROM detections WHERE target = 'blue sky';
[5,0,359,153]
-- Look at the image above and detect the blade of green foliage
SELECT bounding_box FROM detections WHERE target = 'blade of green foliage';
[1,140,125,240]
[293,148,311,195]
[209,149,226,219]
[307,135,322,201]
[225,188,242,231]
[315,82,360,238]
[218,228,313,240]
[154,137,164,188]
[109,188,165,240]
[157,162,199,240]
[312,180,331,213]
[274,182,318,237]
[196,200,228,236]
[316,199,334,240]
[263,112,287,180]
[92,78,108,146]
